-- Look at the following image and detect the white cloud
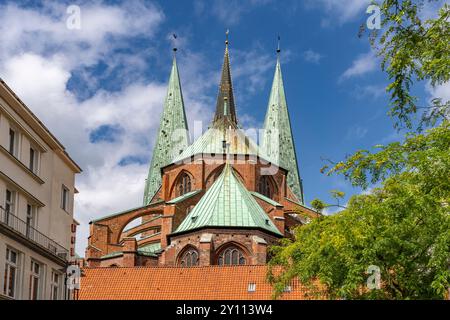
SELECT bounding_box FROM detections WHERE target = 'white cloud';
[354,84,386,99]
[0,2,164,70]
[426,81,450,102]
[0,53,169,253]
[340,51,377,81]
[346,125,368,140]
[0,2,217,256]
[303,49,324,64]
[232,46,276,96]
[425,81,450,120]
[305,0,371,26]
[419,0,450,21]
[209,0,273,25]
[0,1,281,256]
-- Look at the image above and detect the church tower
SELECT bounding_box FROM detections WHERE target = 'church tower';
[86,35,319,269]
[262,48,304,204]
[143,50,189,205]
[213,33,238,127]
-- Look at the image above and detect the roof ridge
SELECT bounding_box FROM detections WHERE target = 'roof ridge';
[82,264,270,270]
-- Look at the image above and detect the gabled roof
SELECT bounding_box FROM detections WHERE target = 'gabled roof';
[262,57,304,204]
[143,55,189,205]
[78,266,324,300]
[173,164,282,236]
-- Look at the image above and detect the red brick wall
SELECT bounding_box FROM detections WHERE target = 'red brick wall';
[86,155,315,268]
[163,229,279,267]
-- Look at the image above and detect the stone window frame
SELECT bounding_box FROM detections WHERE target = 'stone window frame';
[216,243,248,266]
[257,175,277,199]
[177,245,199,267]
[172,170,194,197]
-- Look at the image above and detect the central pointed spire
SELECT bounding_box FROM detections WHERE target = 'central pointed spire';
[213,30,237,126]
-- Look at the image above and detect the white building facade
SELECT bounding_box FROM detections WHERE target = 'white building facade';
[0,79,81,300]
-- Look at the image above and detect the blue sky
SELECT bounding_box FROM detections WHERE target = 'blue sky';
[0,0,446,254]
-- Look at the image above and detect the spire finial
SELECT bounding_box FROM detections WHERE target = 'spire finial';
[277,35,281,56]
[225,29,229,46]
[172,34,178,55]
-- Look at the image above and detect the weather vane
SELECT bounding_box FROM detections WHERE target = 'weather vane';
[172,33,178,52]
[277,35,281,55]
[225,29,229,45]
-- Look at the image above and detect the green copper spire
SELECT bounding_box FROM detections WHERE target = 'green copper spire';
[213,32,238,126]
[173,164,282,236]
[262,54,304,204]
[143,53,189,205]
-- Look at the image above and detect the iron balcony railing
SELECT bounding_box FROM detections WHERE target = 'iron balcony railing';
[0,206,68,260]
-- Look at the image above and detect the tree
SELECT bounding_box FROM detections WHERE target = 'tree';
[268,0,450,299]
[373,0,450,129]
[269,122,450,299]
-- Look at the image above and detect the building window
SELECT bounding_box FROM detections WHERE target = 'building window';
[29,147,39,174]
[258,176,273,199]
[4,189,16,225]
[177,173,191,196]
[29,260,42,300]
[50,271,61,300]
[26,204,37,239]
[9,128,18,157]
[61,186,69,212]
[179,248,199,267]
[3,248,20,298]
[217,246,246,266]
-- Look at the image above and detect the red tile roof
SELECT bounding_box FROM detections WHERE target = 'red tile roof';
[78,265,323,300]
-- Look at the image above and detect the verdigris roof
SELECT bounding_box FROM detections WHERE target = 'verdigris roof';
[250,191,283,207]
[262,57,304,204]
[143,55,189,205]
[138,242,161,257]
[172,122,266,163]
[214,39,237,124]
[173,164,282,236]
[166,190,202,204]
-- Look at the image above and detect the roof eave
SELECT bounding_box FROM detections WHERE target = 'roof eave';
[169,225,283,239]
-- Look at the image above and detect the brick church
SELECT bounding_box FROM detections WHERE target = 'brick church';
[84,36,319,270]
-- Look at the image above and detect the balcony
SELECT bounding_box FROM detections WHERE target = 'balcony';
[0,206,68,261]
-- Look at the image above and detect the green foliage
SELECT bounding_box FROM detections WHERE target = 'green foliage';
[330,190,345,200]
[311,199,327,213]
[269,122,450,299]
[269,0,450,300]
[370,0,450,129]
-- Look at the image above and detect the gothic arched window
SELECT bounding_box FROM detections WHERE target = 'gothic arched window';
[217,246,246,266]
[178,173,192,196]
[179,248,199,267]
[258,176,273,199]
